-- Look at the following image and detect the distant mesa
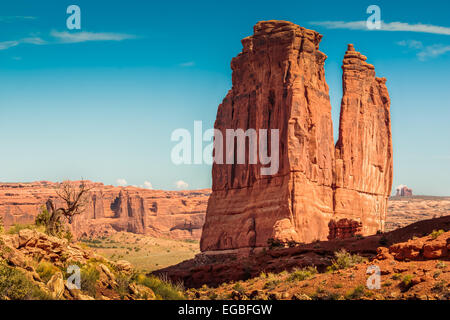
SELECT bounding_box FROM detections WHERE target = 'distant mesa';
[395,185,413,197]
[0,181,210,240]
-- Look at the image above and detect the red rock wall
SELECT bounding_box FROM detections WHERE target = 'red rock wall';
[201,21,393,252]
[201,20,336,251]
[0,181,209,240]
[334,44,393,235]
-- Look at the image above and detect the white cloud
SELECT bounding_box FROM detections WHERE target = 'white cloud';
[0,41,19,50]
[0,37,46,51]
[143,181,153,189]
[50,31,137,43]
[174,180,189,189]
[417,44,450,60]
[397,40,450,60]
[179,61,195,67]
[397,40,423,49]
[116,178,127,186]
[310,20,450,36]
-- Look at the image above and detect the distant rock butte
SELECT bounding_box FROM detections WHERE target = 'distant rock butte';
[0,181,210,240]
[200,21,393,253]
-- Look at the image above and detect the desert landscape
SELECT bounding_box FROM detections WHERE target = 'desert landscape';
[1,16,449,303]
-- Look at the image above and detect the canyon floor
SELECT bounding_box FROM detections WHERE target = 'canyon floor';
[80,232,199,272]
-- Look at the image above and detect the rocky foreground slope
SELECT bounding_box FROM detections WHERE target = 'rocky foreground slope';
[201,20,393,253]
[156,215,450,294]
[0,228,185,300]
[0,181,209,240]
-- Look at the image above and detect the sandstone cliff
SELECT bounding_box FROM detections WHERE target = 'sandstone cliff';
[333,44,393,236]
[201,21,393,252]
[0,181,209,240]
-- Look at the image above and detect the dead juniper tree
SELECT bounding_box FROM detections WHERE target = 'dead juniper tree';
[45,181,92,237]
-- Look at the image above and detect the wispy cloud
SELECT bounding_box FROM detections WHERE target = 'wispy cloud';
[310,21,450,36]
[0,16,37,22]
[0,30,137,51]
[50,31,137,43]
[397,40,450,60]
[0,37,46,50]
[179,61,195,67]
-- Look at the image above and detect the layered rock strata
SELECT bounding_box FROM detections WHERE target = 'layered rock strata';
[0,181,209,240]
[201,21,393,252]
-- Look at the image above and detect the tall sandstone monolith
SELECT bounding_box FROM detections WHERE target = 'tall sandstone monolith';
[333,44,393,235]
[200,21,393,253]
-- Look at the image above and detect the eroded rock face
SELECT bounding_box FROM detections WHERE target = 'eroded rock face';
[334,44,393,236]
[0,181,209,240]
[201,20,336,252]
[201,21,393,252]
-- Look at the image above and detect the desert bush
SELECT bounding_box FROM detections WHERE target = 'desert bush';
[36,261,60,283]
[0,216,4,234]
[80,264,100,297]
[0,262,51,300]
[116,274,132,300]
[327,249,366,271]
[401,274,414,288]
[345,285,365,299]
[135,273,185,300]
[267,238,284,249]
[287,266,317,282]
[392,273,402,280]
[430,229,445,239]
[436,261,447,269]
[232,282,246,295]
[7,223,41,235]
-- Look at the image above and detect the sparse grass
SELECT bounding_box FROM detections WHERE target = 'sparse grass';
[36,261,61,283]
[346,285,365,300]
[135,274,185,300]
[401,274,414,288]
[80,264,100,298]
[327,249,366,272]
[0,261,52,300]
[392,273,402,280]
[430,229,445,240]
[287,266,317,282]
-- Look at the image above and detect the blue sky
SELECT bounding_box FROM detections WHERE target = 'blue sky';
[0,0,449,195]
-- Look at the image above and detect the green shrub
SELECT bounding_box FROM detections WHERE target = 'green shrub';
[135,274,185,300]
[7,224,37,235]
[116,274,132,300]
[436,261,447,269]
[0,216,4,234]
[402,274,414,287]
[232,282,246,295]
[287,266,317,282]
[0,262,51,300]
[36,261,60,283]
[80,264,100,297]
[430,229,445,240]
[327,249,366,272]
[345,285,365,299]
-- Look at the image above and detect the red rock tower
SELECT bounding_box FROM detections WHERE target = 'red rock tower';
[333,44,393,235]
[200,21,393,253]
